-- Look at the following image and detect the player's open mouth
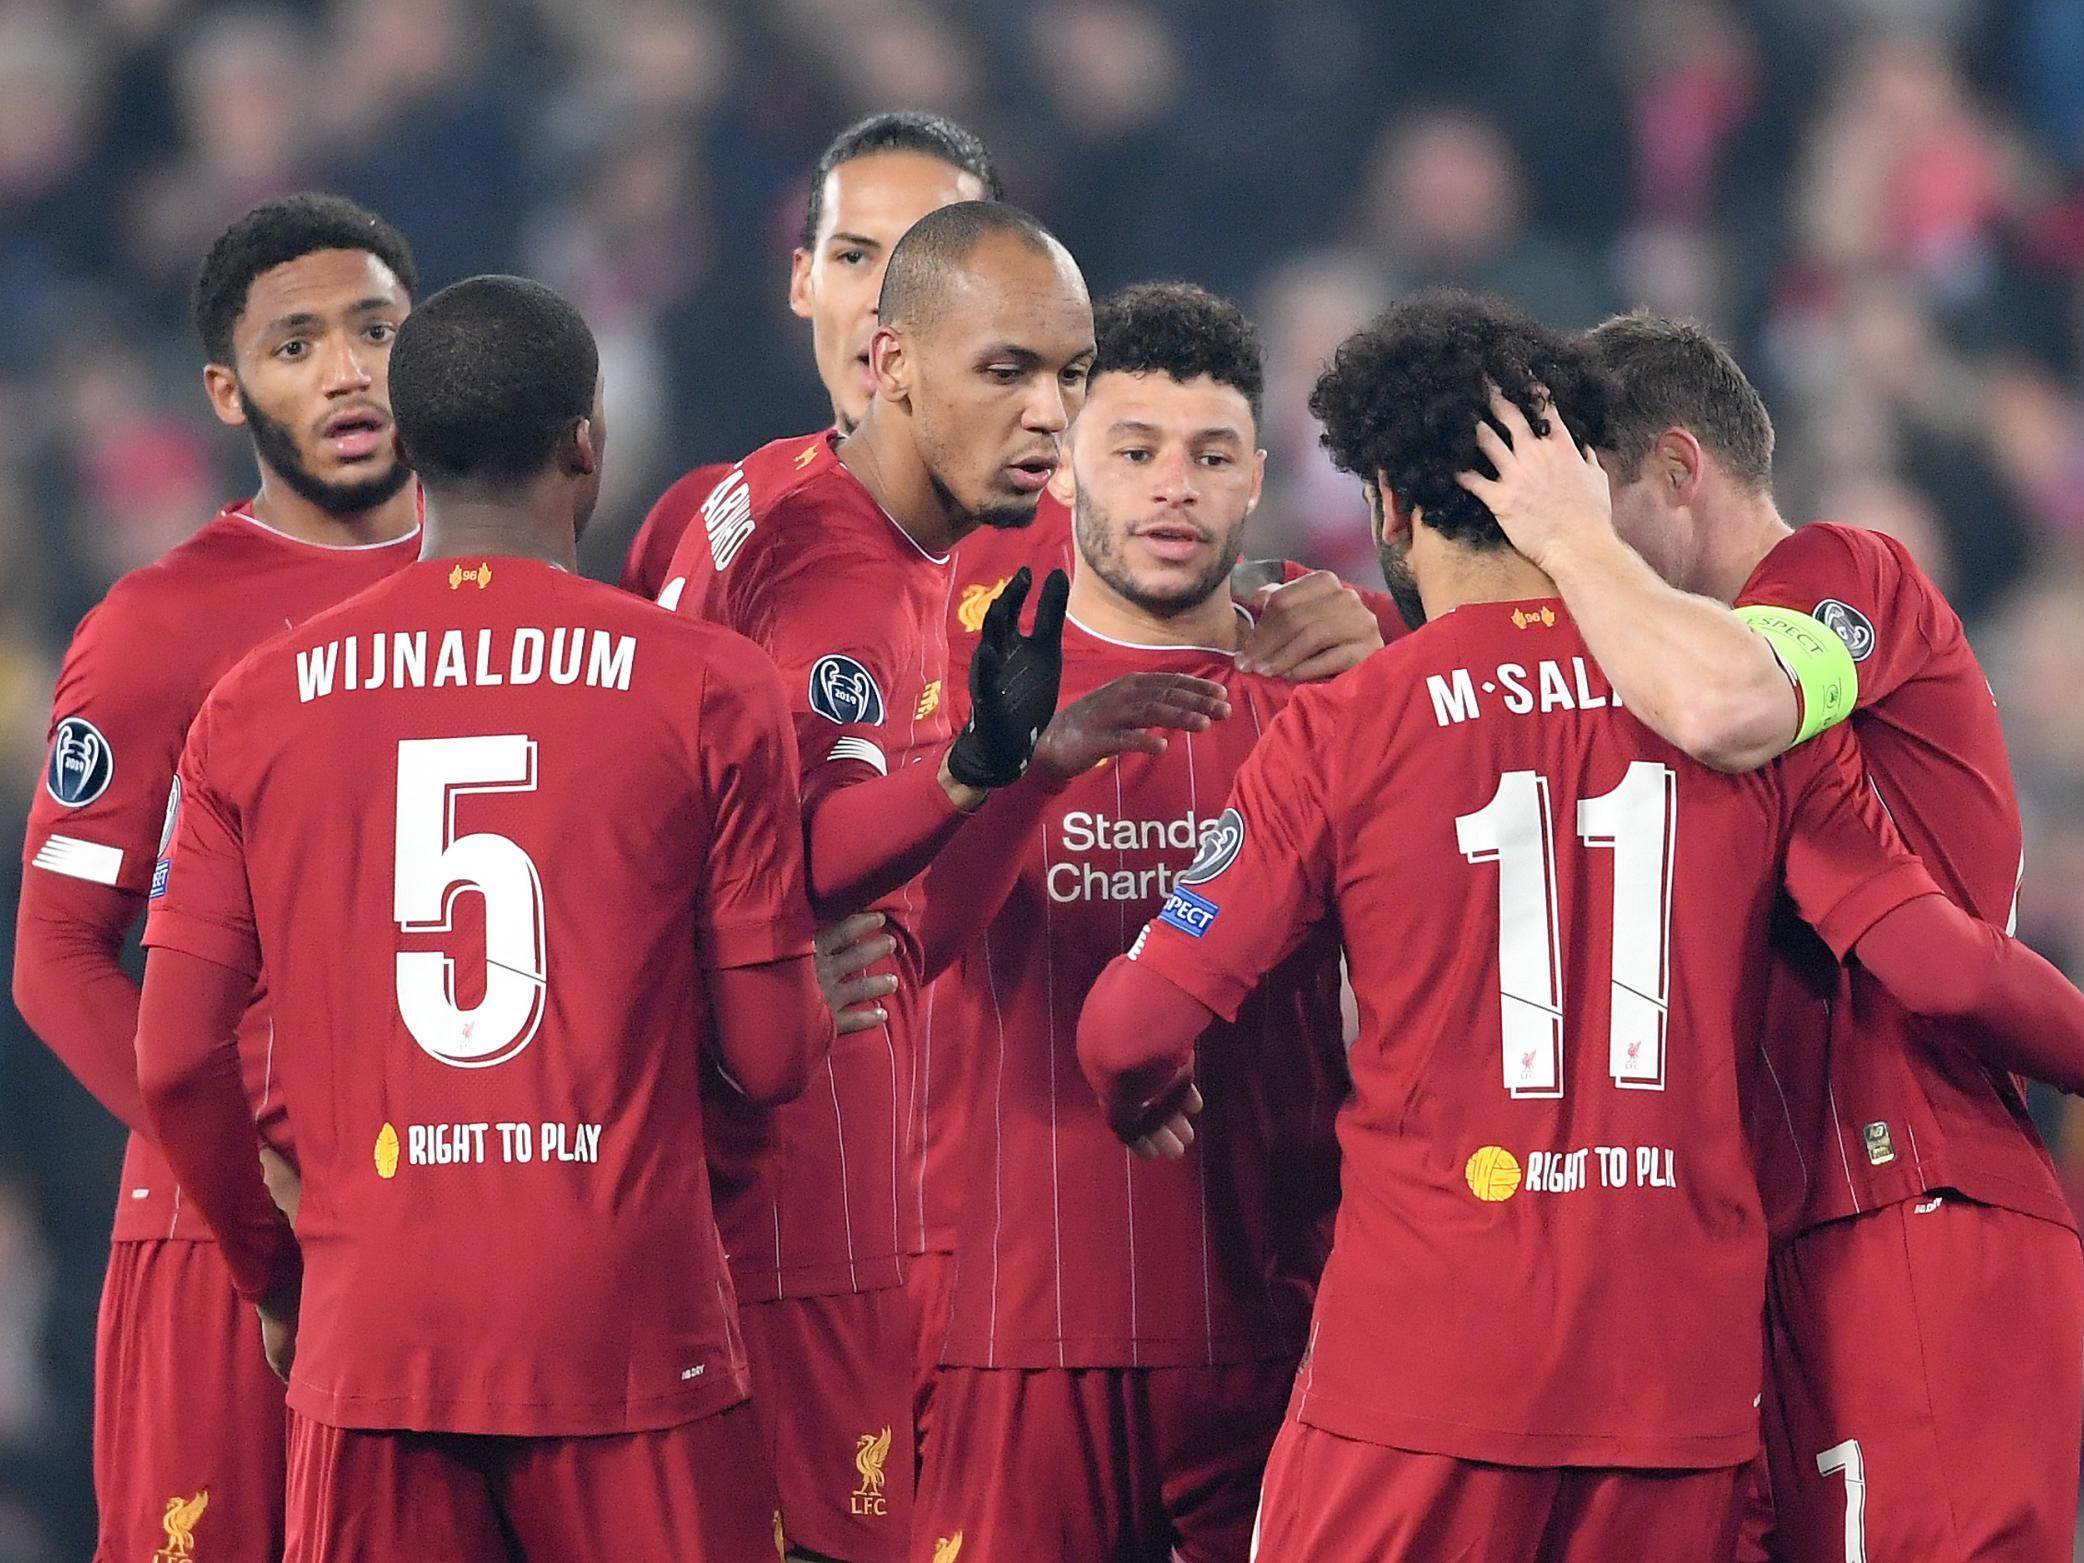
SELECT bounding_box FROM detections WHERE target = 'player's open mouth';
[321,410,389,461]
[854,352,875,391]
[1004,458,1056,493]
[1134,522,1208,563]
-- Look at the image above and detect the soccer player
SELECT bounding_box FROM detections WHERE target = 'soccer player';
[12,193,421,1562]
[634,112,1394,1473]
[912,281,1348,1562]
[135,274,831,1560]
[665,201,1230,1563]
[1073,291,2084,1562]
[1471,314,2084,1561]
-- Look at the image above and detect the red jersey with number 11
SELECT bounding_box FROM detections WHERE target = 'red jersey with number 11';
[1126,599,1937,1468]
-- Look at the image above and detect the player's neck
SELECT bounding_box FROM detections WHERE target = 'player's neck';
[1067,560,1241,651]
[1416,531,1560,620]
[836,403,972,557]
[248,467,420,548]
[1698,490,1795,605]
[418,491,578,572]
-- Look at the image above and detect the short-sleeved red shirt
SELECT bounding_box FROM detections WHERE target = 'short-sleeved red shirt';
[939,618,1345,1369]
[1735,523,2066,1237]
[663,430,953,1298]
[1124,599,1936,1468]
[25,502,421,1240]
[144,557,814,1436]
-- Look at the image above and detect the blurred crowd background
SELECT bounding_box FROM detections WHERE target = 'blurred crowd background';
[2,0,2084,1552]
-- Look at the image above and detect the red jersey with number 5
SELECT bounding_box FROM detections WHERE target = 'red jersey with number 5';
[1735,522,2066,1238]
[1124,598,1938,1468]
[142,557,816,1436]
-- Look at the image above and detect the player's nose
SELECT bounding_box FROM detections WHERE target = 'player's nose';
[322,332,374,394]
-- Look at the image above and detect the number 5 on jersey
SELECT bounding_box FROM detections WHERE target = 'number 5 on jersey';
[395,735,547,1068]
[1457,762,1677,1098]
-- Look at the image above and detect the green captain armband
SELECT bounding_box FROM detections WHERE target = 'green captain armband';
[1734,604,1859,744]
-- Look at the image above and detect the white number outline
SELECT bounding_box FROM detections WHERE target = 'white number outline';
[394,735,547,1069]
[1817,1438,1868,1563]
[1457,762,1679,1097]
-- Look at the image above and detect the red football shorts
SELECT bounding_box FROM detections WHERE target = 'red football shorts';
[93,1238,286,1563]
[283,1402,779,1561]
[905,1249,956,1463]
[1760,1192,2084,1563]
[915,1359,1294,1563]
[1249,1418,1743,1563]
[741,1287,913,1563]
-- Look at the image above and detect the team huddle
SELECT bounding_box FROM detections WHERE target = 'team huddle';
[13,110,2084,1563]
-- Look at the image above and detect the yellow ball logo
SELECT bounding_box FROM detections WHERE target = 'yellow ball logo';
[1464,1145,1521,1202]
[374,1123,400,1181]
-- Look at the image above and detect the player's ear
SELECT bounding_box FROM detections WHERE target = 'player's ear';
[566,416,599,478]
[868,324,908,405]
[203,362,247,429]
[1657,428,1706,506]
[788,248,814,321]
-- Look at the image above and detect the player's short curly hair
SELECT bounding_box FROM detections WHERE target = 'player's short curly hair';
[389,275,598,490]
[1309,289,1612,550]
[1093,282,1263,424]
[191,193,417,364]
[799,111,1003,251]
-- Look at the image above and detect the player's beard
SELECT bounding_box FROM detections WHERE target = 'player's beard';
[240,382,414,517]
[1075,490,1243,617]
[1377,535,1427,629]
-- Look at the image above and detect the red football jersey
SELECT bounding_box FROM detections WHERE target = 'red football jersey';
[23,502,420,1241]
[939,619,1344,1369]
[910,496,1407,1255]
[1125,599,1937,1468]
[663,430,952,1299]
[621,461,735,600]
[1736,523,2068,1236]
[143,557,814,1436]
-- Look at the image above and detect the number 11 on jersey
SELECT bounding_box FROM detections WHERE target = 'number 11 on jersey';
[1457,762,1678,1099]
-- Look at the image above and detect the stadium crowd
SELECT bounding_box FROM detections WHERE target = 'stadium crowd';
[3,0,2084,1555]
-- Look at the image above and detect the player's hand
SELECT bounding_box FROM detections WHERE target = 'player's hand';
[1129,1083,1203,1161]
[258,1274,301,1384]
[258,1145,301,1225]
[815,913,899,1034]
[1454,386,1613,574]
[1237,567,1384,682]
[1031,672,1231,785]
[946,567,1069,790]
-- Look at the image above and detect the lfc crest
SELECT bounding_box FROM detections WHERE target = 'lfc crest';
[851,1426,892,1516]
[154,1489,208,1560]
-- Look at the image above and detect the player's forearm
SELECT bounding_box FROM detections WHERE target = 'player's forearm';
[11,875,151,1134]
[135,946,299,1301]
[1854,895,2084,1093]
[1544,529,1798,772]
[709,954,837,1104]
[1076,957,1213,1142]
[803,757,972,919]
[916,767,1065,980]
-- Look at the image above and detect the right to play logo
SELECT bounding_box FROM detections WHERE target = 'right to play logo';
[1464,1145,1523,1202]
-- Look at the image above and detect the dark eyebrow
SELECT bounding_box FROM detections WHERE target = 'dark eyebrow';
[979,345,1043,369]
[1106,419,1245,443]
[829,232,881,251]
[259,298,396,336]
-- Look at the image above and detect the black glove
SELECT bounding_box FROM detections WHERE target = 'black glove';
[946,566,1068,789]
